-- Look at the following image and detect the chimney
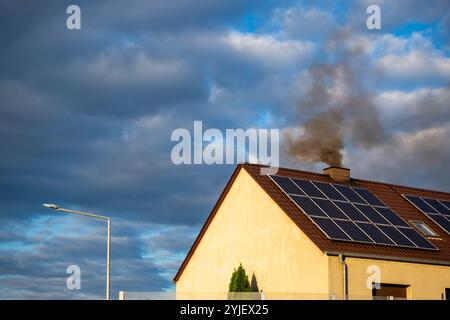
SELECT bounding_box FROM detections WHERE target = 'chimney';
[323,166,350,182]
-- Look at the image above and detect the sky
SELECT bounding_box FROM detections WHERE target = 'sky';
[0,0,449,299]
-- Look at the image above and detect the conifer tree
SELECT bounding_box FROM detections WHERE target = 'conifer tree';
[228,263,251,292]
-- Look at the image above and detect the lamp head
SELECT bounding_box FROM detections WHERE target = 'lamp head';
[43,203,60,210]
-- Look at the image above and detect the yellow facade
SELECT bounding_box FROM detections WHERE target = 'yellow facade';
[328,256,450,299]
[175,167,450,299]
[176,168,330,297]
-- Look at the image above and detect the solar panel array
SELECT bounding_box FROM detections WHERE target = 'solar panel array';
[403,195,450,235]
[270,175,437,250]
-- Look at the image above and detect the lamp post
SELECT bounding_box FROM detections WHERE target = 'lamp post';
[43,203,111,300]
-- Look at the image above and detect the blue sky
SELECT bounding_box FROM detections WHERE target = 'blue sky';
[0,0,449,299]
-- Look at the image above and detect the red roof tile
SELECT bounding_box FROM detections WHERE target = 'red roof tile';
[174,164,450,282]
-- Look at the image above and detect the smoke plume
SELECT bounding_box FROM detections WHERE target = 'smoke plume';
[285,30,386,166]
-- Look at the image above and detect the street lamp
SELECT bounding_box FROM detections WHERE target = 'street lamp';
[43,203,111,300]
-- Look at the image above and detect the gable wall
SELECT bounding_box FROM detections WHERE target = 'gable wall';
[176,168,330,298]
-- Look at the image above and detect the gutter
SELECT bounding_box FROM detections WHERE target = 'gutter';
[326,251,450,267]
[338,254,348,299]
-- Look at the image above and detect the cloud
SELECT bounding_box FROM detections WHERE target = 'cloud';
[0,0,449,299]
[358,0,450,29]
[223,31,314,69]
[0,217,186,299]
[375,87,450,130]
[346,124,450,191]
[310,31,450,90]
[375,49,450,87]
[86,50,192,88]
[273,6,337,41]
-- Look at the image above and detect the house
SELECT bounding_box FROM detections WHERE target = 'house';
[174,164,450,299]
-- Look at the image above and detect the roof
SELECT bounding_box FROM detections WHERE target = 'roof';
[174,163,450,281]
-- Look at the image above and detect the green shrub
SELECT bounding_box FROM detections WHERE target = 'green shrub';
[228,263,251,292]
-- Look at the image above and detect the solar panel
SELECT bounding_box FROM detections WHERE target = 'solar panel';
[312,198,349,220]
[269,175,437,250]
[423,198,450,216]
[291,195,327,217]
[404,195,437,213]
[352,187,385,207]
[356,223,394,245]
[378,225,415,247]
[355,204,390,225]
[334,220,373,243]
[334,201,369,222]
[374,207,410,227]
[292,179,325,198]
[428,215,450,233]
[333,184,367,204]
[271,175,305,195]
[398,227,436,249]
[404,194,450,235]
[312,182,347,201]
[441,200,450,211]
[311,217,351,240]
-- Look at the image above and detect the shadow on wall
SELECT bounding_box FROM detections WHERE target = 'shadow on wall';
[251,273,259,292]
[228,273,261,300]
[227,265,262,300]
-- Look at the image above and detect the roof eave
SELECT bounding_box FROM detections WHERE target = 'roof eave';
[172,164,245,282]
[325,251,450,267]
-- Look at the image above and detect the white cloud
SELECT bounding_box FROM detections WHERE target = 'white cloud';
[223,31,314,69]
[323,32,450,87]
[274,6,337,40]
[346,125,450,191]
[376,50,450,82]
[374,87,450,130]
[376,87,450,113]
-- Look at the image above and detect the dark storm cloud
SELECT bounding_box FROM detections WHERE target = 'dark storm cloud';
[1,0,450,299]
[1,0,301,298]
[87,0,259,32]
[0,0,312,224]
[0,218,171,299]
[0,252,167,299]
[0,0,268,299]
[0,0,263,120]
[149,225,197,253]
[0,0,258,225]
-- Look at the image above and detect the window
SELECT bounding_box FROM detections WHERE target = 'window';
[410,221,439,237]
[372,284,408,300]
